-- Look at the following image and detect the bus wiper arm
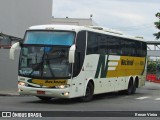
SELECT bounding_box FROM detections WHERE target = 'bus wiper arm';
[28,61,43,76]
[28,52,45,76]
[46,59,55,77]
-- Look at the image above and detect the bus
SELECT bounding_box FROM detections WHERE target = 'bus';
[10,25,147,102]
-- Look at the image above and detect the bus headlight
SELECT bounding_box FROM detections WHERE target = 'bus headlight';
[55,84,70,89]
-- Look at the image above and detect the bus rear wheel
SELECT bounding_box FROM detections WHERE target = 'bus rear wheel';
[125,79,134,95]
[80,82,94,102]
[131,80,137,94]
[37,96,52,101]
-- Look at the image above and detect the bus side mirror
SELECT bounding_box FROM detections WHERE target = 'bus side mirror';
[69,44,76,63]
[10,42,21,60]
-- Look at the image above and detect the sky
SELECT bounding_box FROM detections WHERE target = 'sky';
[52,0,160,41]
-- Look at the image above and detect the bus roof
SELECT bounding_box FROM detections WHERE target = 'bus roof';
[29,24,146,42]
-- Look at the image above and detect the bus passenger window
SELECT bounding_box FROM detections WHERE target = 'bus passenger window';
[87,32,98,54]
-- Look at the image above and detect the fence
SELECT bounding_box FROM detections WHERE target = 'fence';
[146,74,160,83]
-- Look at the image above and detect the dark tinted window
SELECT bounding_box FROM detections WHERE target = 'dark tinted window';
[87,32,121,55]
[87,32,146,57]
[97,34,108,55]
[87,32,98,54]
[73,31,86,77]
[107,36,121,55]
[121,39,126,56]
[136,41,143,57]
[125,40,136,56]
[76,31,86,52]
[142,42,147,57]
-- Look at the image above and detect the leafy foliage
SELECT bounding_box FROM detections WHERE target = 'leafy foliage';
[154,12,160,39]
[147,62,156,74]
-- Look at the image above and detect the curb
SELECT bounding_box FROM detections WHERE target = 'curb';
[152,81,160,84]
[0,93,19,96]
[147,80,160,84]
[0,91,19,96]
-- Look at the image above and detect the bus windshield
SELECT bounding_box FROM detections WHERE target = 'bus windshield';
[19,31,75,79]
[19,46,71,78]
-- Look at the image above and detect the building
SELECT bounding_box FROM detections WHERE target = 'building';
[0,33,21,49]
[0,0,52,48]
[52,18,98,26]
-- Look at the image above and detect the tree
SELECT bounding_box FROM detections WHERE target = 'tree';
[154,12,160,39]
[147,61,156,74]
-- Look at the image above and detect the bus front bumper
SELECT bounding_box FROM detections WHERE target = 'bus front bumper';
[18,85,71,98]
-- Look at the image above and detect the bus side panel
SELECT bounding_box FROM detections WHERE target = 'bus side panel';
[84,54,115,94]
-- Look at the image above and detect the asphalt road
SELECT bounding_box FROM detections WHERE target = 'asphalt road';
[0,81,160,120]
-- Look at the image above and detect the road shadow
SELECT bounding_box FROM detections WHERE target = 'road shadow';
[22,92,130,105]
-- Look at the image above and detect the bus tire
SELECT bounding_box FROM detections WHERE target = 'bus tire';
[37,96,52,101]
[131,80,137,94]
[125,79,133,95]
[80,82,94,102]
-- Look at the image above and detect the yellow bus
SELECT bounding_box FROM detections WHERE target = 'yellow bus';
[10,25,147,102]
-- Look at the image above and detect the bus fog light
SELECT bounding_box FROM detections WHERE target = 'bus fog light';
[63,92,69,96]
[18,89,23,92]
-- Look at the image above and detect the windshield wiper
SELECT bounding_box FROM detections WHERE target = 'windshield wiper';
[28,52,55,78]
[28,59,43,76]
[28,51,45,76]
[45,56,55,77]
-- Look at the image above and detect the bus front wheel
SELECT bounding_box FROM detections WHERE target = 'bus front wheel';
[80,82,94,102]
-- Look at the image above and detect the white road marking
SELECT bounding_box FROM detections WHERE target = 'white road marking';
[155,98,160,100]
[136,96,150,100]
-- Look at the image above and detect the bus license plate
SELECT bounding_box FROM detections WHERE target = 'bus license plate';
[37,91,45,94]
